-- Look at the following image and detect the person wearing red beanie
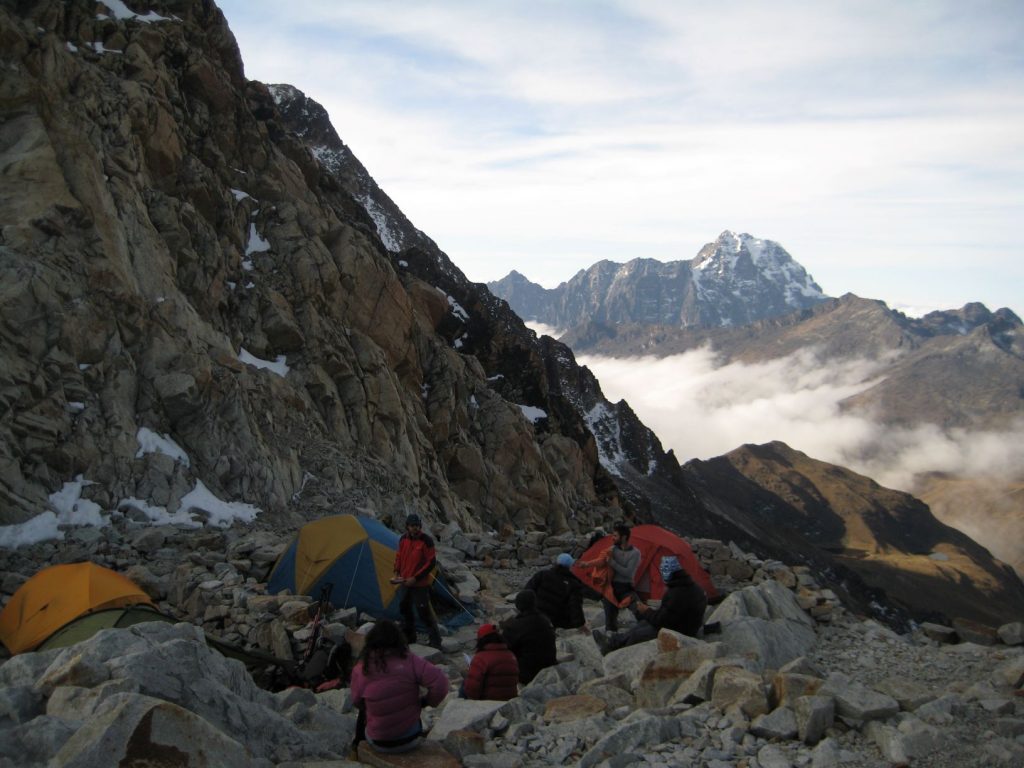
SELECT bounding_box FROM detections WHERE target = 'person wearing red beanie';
[461,624,519,701]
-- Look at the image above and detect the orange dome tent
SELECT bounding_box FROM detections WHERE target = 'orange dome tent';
[0,562,153,654]
[572,524,718,605]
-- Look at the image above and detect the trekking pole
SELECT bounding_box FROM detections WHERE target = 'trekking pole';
[302,583,334,665]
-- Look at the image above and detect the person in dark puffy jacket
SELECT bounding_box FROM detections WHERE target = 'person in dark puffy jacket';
[462,624,519,701]
[596,556,708,654]
[499,589,557,684]
[524,553,586,629]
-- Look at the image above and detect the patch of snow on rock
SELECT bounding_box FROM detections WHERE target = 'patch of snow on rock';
[238,348,289,377]
[245,223,270,256]
[518,405,548,423]
[357,195,402,252]
[136,427,191,467]
[177,480,260,527]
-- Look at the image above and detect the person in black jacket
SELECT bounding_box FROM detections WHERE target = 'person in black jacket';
[523,553,586,630]
[499,589,557,683]
[596,555,708,654]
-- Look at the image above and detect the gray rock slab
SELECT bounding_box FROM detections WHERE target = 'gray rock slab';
[795,695,834,745]
[819,672,899,724]
[0,684,45,724]
[998,621,1023,646]
[872,677,936,711]
[992,653,1024,689]
[709,579,814,627]
[757,743,793,768]
[914,693,966,725]
[428,699,506,741]
[716,616,816,671]
[578,715,675,768]
[0,649,62,688]
[751,705,798,740]
[0,714,77,765]
[601,638,661,689]
[810,737,841,768]
[560,633,605,675]
[865,717,944,764]
[49,693,265,768]
[921,622,958,643]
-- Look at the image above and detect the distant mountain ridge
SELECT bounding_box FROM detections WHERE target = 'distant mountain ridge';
[489,231,826,330]
[563,293,1024,431]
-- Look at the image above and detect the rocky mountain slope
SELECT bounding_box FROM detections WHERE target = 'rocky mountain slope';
[0,0,1019,637]
[488,231,827,331]
[683,441,1024,627]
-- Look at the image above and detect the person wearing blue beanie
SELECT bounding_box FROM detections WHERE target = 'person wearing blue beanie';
[594,555,707,655]
[522,553,585,629]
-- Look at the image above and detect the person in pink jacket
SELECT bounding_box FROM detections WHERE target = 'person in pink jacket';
[349,620,449,754]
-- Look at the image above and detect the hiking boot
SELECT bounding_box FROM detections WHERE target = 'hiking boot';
[702,621,721,636]
[592,629,610,655]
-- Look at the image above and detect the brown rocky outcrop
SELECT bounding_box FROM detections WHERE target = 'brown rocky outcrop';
[685,441,1024,626]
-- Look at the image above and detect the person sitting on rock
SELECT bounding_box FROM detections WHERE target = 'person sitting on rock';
[349,619,449,754]
[461,623,520,701]
[523,553,586,630]
[595,555,708,654]
[499,589,557,684]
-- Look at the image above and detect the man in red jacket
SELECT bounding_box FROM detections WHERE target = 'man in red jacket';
[391,514,443,649]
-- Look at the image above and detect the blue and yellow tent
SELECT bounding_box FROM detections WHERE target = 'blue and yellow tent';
[267,515,460,623]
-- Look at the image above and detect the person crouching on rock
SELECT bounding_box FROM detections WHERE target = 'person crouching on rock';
[391,513,444,649]
[349,619,449,755]
[595,555,708,654]
[500,589,557,684]
[460,623,519,701]
[523,553,586,630]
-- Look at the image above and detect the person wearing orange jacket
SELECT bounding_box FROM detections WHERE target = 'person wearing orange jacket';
[391,514,443,649]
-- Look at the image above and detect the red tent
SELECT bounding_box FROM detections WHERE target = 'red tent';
[573,524,718,604]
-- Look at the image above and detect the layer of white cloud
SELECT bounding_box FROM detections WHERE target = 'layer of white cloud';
[579,347,1024,495]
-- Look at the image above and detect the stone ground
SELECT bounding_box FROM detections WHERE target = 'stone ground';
[2,524,1022,767]
[480,561,1024,768]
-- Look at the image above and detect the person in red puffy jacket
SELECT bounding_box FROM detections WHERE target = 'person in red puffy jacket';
[461,624,519,701]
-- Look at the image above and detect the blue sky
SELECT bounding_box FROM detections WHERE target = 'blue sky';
[218,1,1023,316]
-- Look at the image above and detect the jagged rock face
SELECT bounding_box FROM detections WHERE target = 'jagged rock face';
[266,82,432,256]
[488,231,826,330]
[1,0,719,539]
[684,441,1024,627]
[0,0,635,533]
